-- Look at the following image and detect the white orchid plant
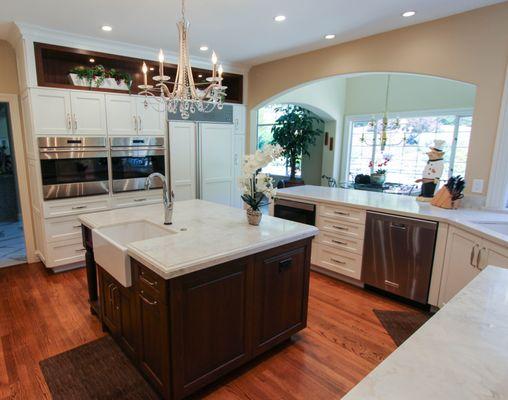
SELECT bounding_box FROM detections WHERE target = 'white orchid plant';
[240,144,284,211]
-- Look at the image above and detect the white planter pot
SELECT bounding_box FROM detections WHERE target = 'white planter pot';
[69,73,89,87]
[69,74,129,90]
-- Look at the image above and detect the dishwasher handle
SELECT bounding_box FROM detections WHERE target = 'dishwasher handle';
[390,222,407,230]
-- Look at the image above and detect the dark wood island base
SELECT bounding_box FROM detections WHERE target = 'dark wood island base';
[83,226,313,399]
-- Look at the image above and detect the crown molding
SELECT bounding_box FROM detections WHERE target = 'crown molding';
[12,22,249,74]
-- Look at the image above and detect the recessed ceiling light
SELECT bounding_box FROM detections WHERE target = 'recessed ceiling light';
[274,15,286,22]
[89,58,95,63]
[199,46,209,51]
[101,25,113,32]
[402,11,416,17]
[324,34,336,40]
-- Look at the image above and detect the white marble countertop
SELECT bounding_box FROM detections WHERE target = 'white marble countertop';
[277,185,508,247]
[79,199,318,280]
[343,266,508,400]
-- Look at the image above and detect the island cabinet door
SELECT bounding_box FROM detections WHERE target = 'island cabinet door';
[99,268,122,335]
[252,239,311,356]
[169,258,254,399]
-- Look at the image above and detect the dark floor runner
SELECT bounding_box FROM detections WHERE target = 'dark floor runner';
[373,309,431,346]
[40,335,160,400]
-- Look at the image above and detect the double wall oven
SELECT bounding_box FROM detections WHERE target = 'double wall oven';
[38,136,166,200]
[110,137,165,193]
[38,137,109,200]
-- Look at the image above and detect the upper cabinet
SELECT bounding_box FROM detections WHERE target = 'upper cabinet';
[106,94,166,136]
[30,88,107,136]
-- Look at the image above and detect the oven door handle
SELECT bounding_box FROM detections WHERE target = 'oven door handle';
[39,150,109,160]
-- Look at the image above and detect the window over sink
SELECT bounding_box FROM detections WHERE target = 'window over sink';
[344,110,473,185]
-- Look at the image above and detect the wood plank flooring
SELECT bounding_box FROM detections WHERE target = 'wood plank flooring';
[0,262,417,399]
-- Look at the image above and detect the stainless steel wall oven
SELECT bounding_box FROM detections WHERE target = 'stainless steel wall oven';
[110,137,165,193]
[38,136,109,200]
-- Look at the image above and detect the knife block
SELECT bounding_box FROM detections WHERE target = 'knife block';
[431,186,461,209]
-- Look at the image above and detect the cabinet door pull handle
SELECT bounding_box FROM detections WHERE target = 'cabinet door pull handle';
[139,292,158,306]
[278,258,293,272]
[332,239,347,245]
[470,244,479,268]
[72,205,87,210]
[134,198,147,202]
[138,116,142,132]
[73,114,77,131]
[73,224,82,228]
[332,225,348,231]
[334,211,349,216]
[133,115,138,131]
[476,247,485,270]
[331,258,346,265]
[66,113,72,130]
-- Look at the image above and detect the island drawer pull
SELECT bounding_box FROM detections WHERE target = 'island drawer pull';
[139,291,158,306]
[278,258,293,272]
[332,225,348,231]
[334,211,349,216]
[140,272,158,287]
[331,258,346,265]
[133,198,147,202]
[331,239,347,245]
[72,205,87,210]
[73,224,82,229]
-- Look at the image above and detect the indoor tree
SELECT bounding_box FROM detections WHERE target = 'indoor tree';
[270,105,324,182]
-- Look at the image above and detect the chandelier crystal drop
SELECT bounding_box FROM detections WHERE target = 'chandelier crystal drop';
[138,0,227,120]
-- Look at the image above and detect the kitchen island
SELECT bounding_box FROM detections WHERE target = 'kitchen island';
[79,199,318,400]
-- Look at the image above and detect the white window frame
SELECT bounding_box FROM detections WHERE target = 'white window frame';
[341,108,474,184]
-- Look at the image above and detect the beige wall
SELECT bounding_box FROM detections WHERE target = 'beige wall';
[248,3,508,195]
[0,40,20,94]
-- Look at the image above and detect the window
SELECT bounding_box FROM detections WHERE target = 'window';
[346,111,472,185]
[257,104,301,177]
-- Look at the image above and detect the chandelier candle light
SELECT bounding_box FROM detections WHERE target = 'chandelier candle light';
[138,0,227,119]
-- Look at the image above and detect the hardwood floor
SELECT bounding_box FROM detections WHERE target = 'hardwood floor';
[0,262,417,399]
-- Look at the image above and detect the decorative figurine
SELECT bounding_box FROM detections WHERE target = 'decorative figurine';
[416,140,446,202]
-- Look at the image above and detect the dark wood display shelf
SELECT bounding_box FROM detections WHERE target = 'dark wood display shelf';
[34,42,243,103]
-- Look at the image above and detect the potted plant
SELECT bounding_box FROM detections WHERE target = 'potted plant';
[240,144,283,225]
[369,154,392,186]
[270,105,324,187]
[69,66,131,90]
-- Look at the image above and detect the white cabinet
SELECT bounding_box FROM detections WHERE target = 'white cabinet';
[232,104,246,134]
[30,88,72,135]
[105,94,137,135]
[440,227,508,306]
[169,121,197,201]
[200,123,234,206]
[106,94,165,136]
[232,134,245,208]
[136,96,166,136]
[30,88,107,136]
[70,91,108,135]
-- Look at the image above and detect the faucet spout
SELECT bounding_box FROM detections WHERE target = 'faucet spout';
[145,172,174,225]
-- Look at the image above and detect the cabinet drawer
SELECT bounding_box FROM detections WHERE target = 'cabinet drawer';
[316,215,365,240]
[318,203,366,225]
[315,230,364,255]
[111,191,162,209]
[44,215,83,242]
[47,238,86,267]
[133,260,167,304]
[313,243,362,280]
[44,197,110,218]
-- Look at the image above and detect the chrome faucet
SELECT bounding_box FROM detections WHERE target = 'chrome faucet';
[145,172,174,225]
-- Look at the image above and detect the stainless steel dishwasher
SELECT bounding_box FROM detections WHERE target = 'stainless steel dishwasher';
[361,211,438,304]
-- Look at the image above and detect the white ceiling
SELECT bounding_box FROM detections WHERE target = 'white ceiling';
[0,0,505,67]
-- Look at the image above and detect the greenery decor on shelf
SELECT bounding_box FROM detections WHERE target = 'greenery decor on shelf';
[270,105,324,182]
[69,65,132,90]
[240,144,283,225]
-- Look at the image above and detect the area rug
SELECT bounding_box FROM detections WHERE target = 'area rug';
[373,309,432,346]
[40,336,160,400]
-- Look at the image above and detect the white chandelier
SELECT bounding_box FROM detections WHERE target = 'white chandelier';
[138,0,227,120]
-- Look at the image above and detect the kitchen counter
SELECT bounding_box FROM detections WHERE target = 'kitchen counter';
[80,199,318,279]
[343,266,508,400]
[277,185,508,247]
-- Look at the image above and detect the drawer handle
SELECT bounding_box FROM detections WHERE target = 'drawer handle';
[331,258,346,265]
[332,225,348,231]
[139,273,158,287]
[139,291,158,306]
[72,205,87,210]
[278,258,293,272]
[384,280,400,288]
[331,239,347,245]
[73,225,82,229]
[134,198,147,202]
[334,211,349,216]
[75,248,85,253]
